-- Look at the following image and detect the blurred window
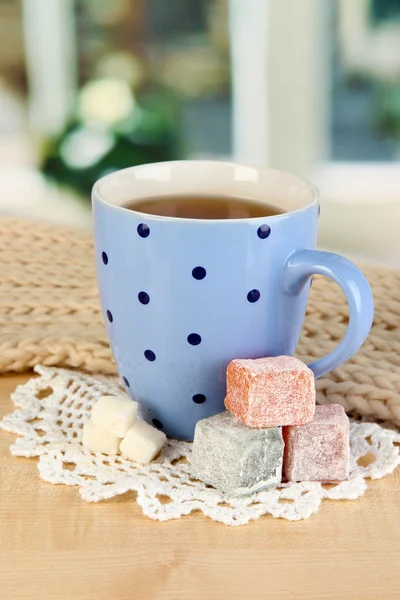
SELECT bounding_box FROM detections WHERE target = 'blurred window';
[372,0,400,23]
[0,0,26,137]
[74,0,232,158]
[333,0,400,161]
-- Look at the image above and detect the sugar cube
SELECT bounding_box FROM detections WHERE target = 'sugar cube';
[283,404,350,482]
[191,411,284,497]
[225,356,315,428]
[120,420,167,464]
[91,394,138,438]
[82,418,121,455]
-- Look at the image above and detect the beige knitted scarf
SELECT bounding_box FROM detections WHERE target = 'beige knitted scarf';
[1,218,399,425]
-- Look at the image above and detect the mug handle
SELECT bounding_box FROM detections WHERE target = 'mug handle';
[282,249,374,379]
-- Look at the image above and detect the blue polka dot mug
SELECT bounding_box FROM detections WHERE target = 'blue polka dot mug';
[92,161,374,440]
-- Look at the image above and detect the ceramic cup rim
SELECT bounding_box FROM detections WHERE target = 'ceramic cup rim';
[92,160,319,223]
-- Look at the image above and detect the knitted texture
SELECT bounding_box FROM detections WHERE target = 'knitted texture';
[0,218,399,425]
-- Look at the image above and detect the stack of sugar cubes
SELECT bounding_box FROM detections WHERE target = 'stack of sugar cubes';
[83,395,166,463]
[191,356,349,497]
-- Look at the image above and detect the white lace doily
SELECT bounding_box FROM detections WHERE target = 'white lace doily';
[1,366,400,526]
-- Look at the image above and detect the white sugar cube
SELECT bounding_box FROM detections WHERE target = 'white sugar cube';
[82,418,121,455]
[120,420,167,464]
[91,394,138,438]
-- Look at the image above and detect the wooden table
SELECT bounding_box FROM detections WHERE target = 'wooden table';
[1,373,399,600]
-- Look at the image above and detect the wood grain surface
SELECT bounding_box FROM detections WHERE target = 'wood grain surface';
[1,373,399,600]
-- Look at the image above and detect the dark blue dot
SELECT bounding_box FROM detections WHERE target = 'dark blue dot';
[152,418,163,430]
[106,310,113,323]
[144,349,156,362]
[137,223,150,238]
[192,266,206,280]
[102,251,108,265]
[138,291,150,305]
[187,333,202,346]
[257,224,271,239]
[192,394,206,404]
[247,289,261,303]
[123,376,130,388]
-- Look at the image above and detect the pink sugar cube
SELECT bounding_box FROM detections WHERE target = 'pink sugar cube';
[224,356,315,428]
[283,404,350,482]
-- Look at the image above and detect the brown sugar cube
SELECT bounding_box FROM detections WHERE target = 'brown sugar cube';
[224,356,315,428]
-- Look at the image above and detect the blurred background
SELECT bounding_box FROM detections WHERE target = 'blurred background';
[0,0,399,265]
